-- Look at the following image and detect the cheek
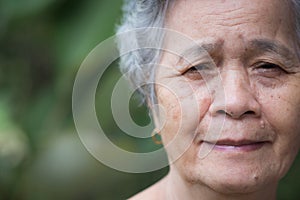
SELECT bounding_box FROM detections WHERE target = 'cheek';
[261,91,300,138]
[255,80,300,133]
[156,86,182,141]
[258,88,300,175]
[156,83,212,145]
[195,88,212,121]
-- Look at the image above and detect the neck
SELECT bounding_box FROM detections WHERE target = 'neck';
[163,166,277,200]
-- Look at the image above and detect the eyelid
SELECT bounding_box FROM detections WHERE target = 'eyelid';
[252,61,286,72]
[254,61,279,67]
[251,55,296,72]
[175,54,214,72]
[191,62,213,69]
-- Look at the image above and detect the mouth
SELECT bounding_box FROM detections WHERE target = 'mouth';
[202,139,270,152]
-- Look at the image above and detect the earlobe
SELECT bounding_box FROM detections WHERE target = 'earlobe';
[151,129,163,145]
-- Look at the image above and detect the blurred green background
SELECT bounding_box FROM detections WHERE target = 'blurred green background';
[0,0,299,199]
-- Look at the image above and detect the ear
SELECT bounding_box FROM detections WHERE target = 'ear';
[147,98,162,133]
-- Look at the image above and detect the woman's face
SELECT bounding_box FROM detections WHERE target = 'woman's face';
[155,0,300,194]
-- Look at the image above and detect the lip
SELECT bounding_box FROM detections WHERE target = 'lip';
[201,140,270,152]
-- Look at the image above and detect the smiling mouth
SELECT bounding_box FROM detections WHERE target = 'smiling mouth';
[202,140,269,151]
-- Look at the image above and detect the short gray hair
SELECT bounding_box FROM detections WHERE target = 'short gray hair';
[116,0,300,105]
[116,0,169,105]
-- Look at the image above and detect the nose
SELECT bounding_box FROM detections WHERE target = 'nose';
[209,69,261,119]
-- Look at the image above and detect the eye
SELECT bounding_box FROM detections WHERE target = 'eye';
[183,63,214,80]
[253,62,286,78]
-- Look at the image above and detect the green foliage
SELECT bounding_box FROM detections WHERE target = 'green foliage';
[0,0,168,199]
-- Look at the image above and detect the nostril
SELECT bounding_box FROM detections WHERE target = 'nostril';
[216,110,226,115]
[244,111,256,115]
[215,110,256,118]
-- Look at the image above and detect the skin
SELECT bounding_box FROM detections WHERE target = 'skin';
[130,0,300,199]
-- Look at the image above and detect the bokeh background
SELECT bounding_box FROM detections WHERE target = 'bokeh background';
[0,0,299,199]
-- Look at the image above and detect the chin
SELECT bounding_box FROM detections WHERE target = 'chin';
[176,152,278,195]
[186,166,274,195]
[207,174,268,194]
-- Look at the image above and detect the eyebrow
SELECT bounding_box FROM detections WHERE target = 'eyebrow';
[248,39,299,69]
[175,38,298,68]
[249,39,296,61]
[175,41,222,66]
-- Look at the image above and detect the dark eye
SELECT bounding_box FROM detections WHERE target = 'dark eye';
[253,62,286,78]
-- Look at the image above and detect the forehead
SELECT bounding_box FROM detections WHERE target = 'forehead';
[162,0,297,65]
[164,0,295,49]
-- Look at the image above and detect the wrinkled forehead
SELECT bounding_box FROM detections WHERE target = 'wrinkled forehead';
[165,0,294,27]
[167,0,294,38]
[160,0,297,64]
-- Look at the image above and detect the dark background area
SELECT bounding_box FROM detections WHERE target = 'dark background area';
[0,0,299,199]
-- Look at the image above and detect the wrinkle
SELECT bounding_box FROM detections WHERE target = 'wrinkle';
[201,12,259,28]
[217,16,258,27]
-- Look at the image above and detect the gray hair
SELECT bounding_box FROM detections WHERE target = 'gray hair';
[116,0,300,105]
[116,0,169,105]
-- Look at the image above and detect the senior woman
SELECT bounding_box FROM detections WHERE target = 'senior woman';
[117,0,300,199]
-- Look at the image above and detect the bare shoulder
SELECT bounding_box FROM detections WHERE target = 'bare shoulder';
[128,176,168,200]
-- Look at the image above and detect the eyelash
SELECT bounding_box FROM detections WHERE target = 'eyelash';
[252,61,287,77]
[189,63,211,71]
[183,63,214,80]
